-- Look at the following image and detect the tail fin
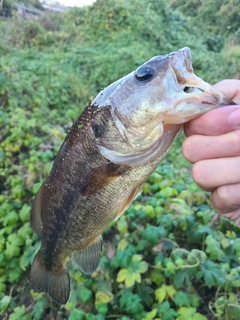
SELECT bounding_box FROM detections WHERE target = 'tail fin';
[29,252,70,304]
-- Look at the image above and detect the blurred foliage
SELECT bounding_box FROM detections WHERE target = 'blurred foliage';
[0,0,43,17]
[169,0,240,35]
[0,0,240,319]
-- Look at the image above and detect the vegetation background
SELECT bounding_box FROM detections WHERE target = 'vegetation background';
[0,0,240,319]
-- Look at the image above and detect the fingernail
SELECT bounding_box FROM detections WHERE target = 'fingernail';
[228,108,240,128]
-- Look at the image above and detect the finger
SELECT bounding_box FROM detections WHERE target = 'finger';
[219,208,240,228]
[191,157,240,191]
[184,105,240,137]
[214,80,240,104]
[182,130,240,163]
[210,183,240,214]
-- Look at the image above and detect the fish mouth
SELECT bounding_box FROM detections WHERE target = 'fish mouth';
[168,47,234,108]
[180,76,235,107]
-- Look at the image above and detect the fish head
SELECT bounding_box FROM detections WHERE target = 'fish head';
[92,47,233,167]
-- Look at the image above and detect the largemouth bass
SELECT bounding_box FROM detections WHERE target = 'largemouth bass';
[29,47,234,304]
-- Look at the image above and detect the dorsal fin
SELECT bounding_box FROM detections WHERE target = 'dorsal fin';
[81,162,128,196]
[30,183,45,237]
[71,235,102,274]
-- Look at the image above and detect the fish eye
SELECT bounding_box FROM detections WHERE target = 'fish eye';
[135,65,155,82]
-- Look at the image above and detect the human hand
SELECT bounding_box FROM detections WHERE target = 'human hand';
[182,80,240,226]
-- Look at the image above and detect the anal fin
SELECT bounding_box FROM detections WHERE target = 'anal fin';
[71,235,102,274]
[30,183,45,237]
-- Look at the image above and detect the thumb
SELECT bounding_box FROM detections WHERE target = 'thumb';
[214,80,240,104]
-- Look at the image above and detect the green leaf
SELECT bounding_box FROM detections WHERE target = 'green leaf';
[117,268,139,287]
[159,187,178,197]
[155,286,166,303]
[3,211,19,227]
[174,291,192,307]
[202,260,226,287]
[9,306,31,320]
[155,285,176,303]
[144,205,155,218]
[111,247,134,268]
[5,241,20,259]
[142,308,157,320]
[117,254,148,287]
[118,239,129,251]
[5,233,25,259]
[173,269,193,289]
[17,222,32,240]
[143,226,167,244]
[19,204,30,222]
[151,270,164,286]
[117,216,128,233]
[158,301,178,320]
[177,307,207,320]
[19,245,35,270]
[227,304,240,320]
[33,297,47,320]
[136,283,154,306]
[221,238,230,249]
[78,286,92,303]
[69,308,86,320]
[95,290,113,305]
[32,182,42,195]
[120,290,144,315]
[197,226,214,236]
[96,302,108,315]
[205,235,224,259]
[94,315,105,320]
[0,295,12,312]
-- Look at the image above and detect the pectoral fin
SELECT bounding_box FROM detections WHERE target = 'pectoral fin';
[81,163,128,196]
[71,235,102,274]
[30,183,45,237]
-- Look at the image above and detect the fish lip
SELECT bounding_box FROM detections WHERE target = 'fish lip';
[168,47,194,76]
[182,47,194,72]
[178,77,236,108]
[168,47,221,100]
[182,75,220,100]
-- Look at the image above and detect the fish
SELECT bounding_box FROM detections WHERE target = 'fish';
[29,47,235,304]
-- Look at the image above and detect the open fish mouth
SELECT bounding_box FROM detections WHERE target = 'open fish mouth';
[168,47,235,107]
[181,79,235,106]
[183,87,193,93]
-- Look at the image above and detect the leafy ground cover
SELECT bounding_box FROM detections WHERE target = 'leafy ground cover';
[0,0,240,319]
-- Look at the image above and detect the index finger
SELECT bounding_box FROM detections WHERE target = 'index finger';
[184,105,240,137]
[184,80,240,137]
[214,80,240,104]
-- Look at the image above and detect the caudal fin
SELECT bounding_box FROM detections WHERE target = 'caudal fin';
[29,252,70,304]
